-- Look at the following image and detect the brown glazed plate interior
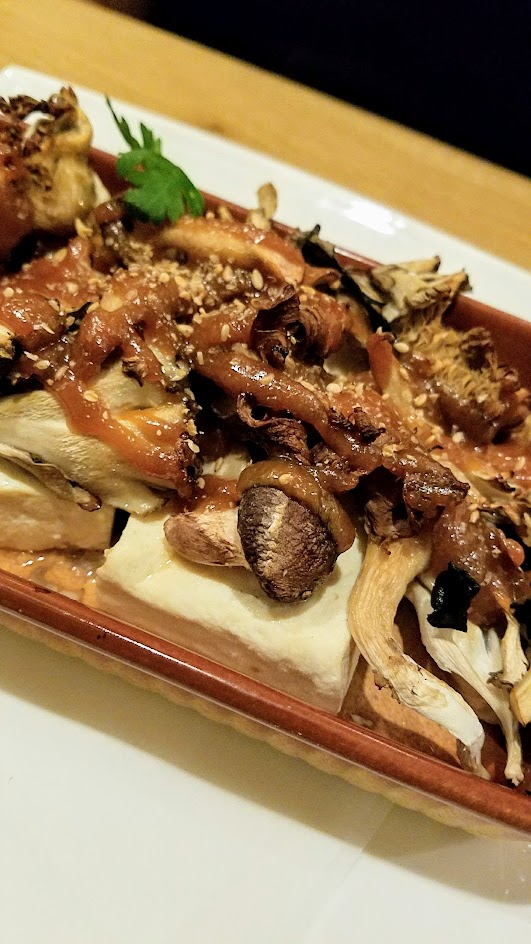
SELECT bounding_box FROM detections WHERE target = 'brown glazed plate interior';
[0,148,530,838]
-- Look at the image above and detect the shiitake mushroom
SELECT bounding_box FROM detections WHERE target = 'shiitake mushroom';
[237,485,338,603]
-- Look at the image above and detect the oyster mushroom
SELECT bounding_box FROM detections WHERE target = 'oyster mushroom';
[237,485,338,603]
[408,579,525,784]
[155,216,305,286]
[511,667,531,726]
[348,534,489,778]
[350,257,470,324]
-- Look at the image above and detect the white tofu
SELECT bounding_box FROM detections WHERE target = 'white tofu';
[0,459,114,550]
[93,511,362,712]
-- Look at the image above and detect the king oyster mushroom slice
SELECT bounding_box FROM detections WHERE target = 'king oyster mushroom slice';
[0,363,182,514]
[348,534,489,778]
[238,485,338,603]
[0,442,99,510]
[408,578,525,785]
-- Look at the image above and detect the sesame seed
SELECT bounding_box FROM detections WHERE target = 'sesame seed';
[197,351,204,365]
[413,393,427,407]
[82,390,99,402]
[452,430,465,443]
[101,294,123,313]
[2,286,14,298]
[66,281,79,294]
[159,271,170,283]
[176,324,194,337]
[399,367,409,379]
[222,265,233,282]
[278,473,292,485]
[515,456,526,471]
[197,477,206,489]
[55,365,68,381]
[186,419,197,435]
[24,351,38,361]
[35,359,51,370]
[326,382,342,394]
[187,440,200,454]
[393,340,410,354]
[251,268,264,290]
[220,323,230,342]
[469,509,480,524]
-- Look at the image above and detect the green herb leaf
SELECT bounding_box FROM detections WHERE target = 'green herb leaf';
[106,98,203,224]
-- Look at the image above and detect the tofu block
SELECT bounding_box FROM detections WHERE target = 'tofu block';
[92,511,362,712]
[0,459,114,550]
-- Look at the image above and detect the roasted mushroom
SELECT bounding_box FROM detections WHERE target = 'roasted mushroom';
[350,256,470,324]
[408,578,526,784]
[164,505,246,567]
[512,668,531,726]
[237,485,338,603]
[348,533,489,778]
[0,87,104,257]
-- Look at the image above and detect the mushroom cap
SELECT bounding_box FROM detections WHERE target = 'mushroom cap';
[237,485,338,603]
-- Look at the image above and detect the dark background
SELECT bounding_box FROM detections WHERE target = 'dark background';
[108,0,531,177]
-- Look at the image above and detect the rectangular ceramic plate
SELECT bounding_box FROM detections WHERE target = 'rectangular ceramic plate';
[0,66,530,845]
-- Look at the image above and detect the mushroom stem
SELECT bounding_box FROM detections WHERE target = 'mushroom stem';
[511,668,531,726]
[348,534,489,778]
[409,580,524,785]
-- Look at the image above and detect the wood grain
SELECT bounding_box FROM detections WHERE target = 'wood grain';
[0,0,530,269]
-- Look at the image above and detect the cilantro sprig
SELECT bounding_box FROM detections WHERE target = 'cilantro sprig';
[106,98,204,224]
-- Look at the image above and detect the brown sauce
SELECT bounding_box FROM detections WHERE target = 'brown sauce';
[175,473,239,515]
[0,548,103,600]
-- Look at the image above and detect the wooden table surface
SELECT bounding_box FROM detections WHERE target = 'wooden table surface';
[1,0,530,269]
